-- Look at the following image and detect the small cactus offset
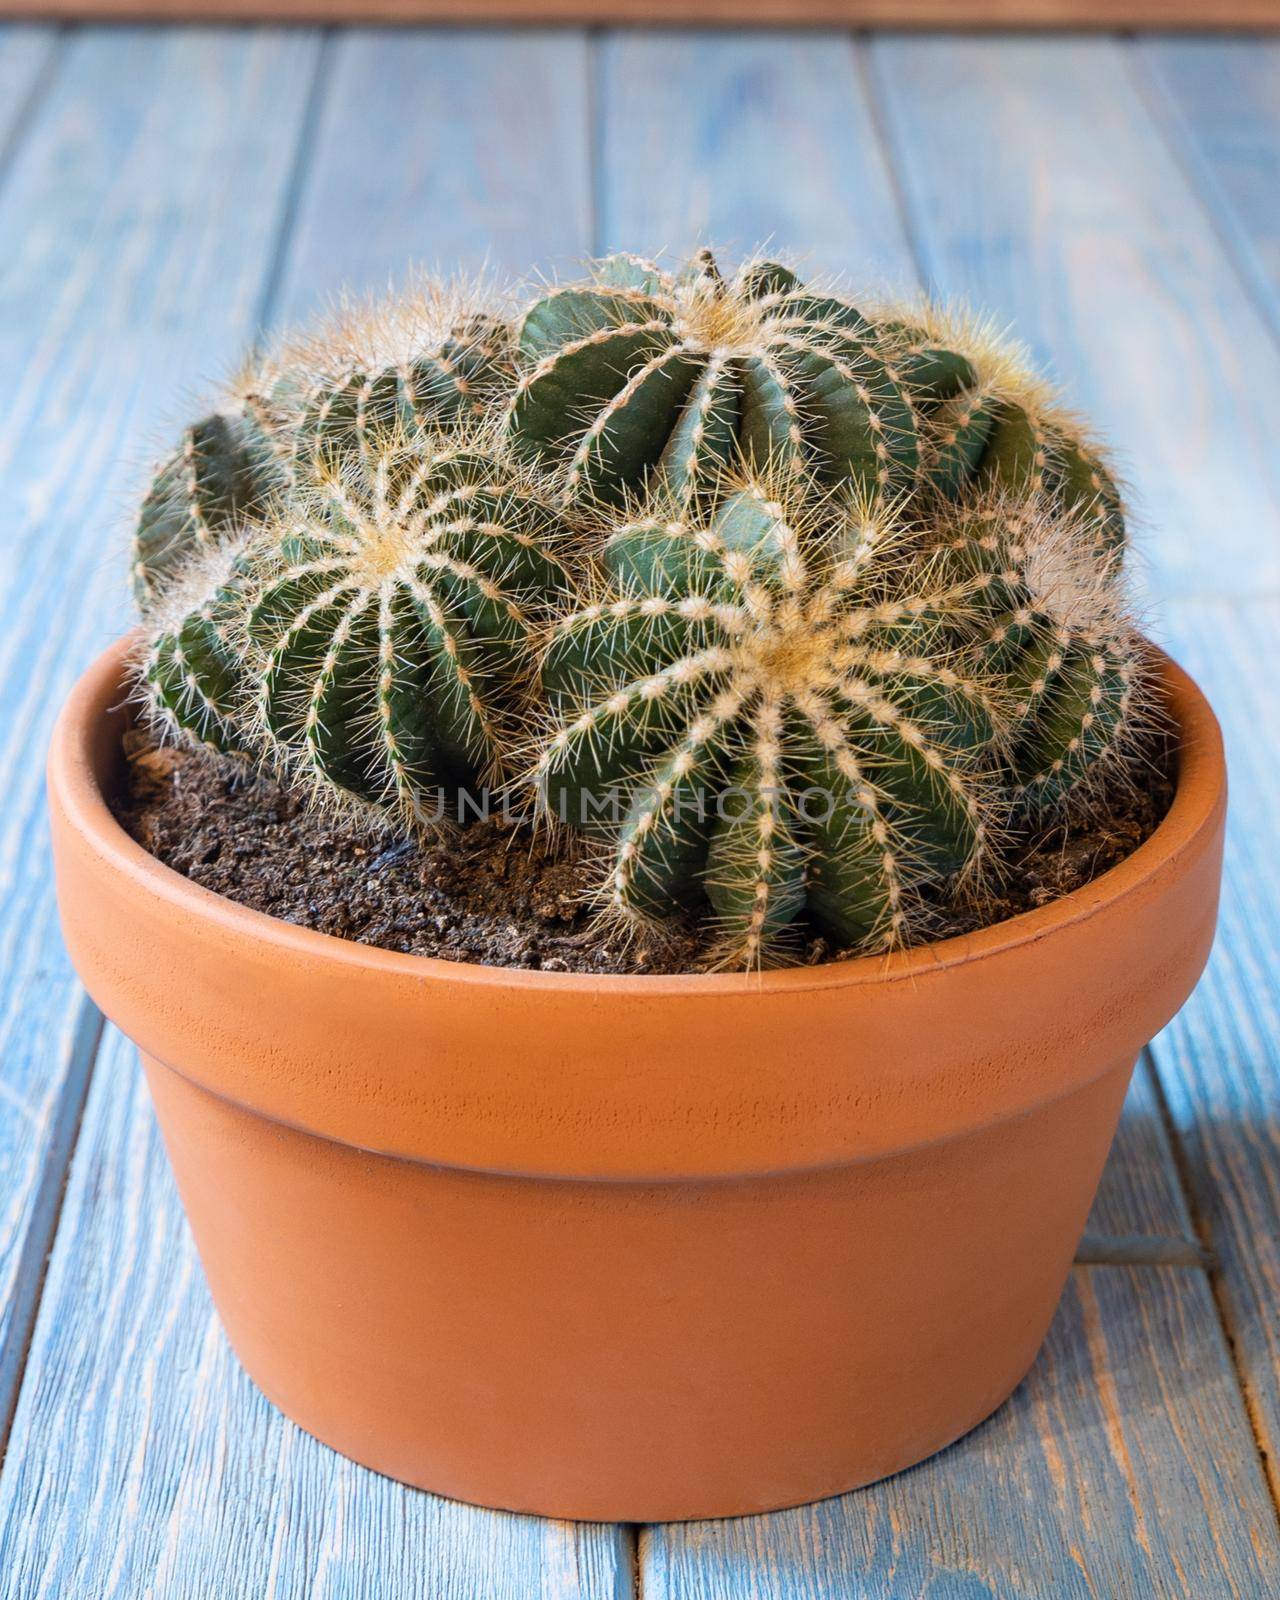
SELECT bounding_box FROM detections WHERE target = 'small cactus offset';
[928,496,1138,801]
[876,311,1127,553]
[132,280,517,611]
[131,252,1152,969]
[284,308,516,477]
[131,410,284,610]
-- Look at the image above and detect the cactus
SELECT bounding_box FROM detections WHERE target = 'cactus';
[532,478,1002,965]
[288,310,516,477]
[507,249,920,508]
[142,424,568,822]
[132,258,1150,970]
[926,495,1139,803]
[131,411,284,611]
[530,475,1141,967]
[876,313,1127,553]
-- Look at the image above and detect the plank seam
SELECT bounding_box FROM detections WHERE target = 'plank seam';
[253,25,335,337]
[0,993,104,1467]
[1124,37,1280,359]
[852,29,928,295]
[0,23,66,196]
[626,1521,641,1599]
[587,24,603,256]
[1144,1041,1280,1523]
[1074,1233,1213,1266]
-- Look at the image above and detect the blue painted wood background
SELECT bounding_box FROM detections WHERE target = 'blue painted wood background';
[0,22,1277,1598]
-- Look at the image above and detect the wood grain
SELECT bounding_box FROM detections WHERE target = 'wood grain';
[0,21,321,1447]
[0,1029,633,1600]
[0,3,1278,28]
[271,27,593,326]
[596,30,916,282]
[869,34,1280,600]
[643,1262,1280,1597]
[1146,599,1280,1511]
[1140,38,1280,346]
[1,25,1273,1597]
[1080,1055,1199,1260]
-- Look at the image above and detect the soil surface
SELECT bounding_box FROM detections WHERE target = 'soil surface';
[114,732,1174,975]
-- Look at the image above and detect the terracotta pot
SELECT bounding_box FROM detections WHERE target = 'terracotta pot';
[48,637,1225,1522]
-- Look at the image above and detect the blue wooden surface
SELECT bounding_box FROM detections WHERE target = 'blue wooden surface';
[1140,39,1280,348]
[0,23,1277,1598]
[272,27,593,322]
[0,18,321,1447]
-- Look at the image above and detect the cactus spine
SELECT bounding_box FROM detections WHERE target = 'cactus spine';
[131,412,283,610]
[878,313,1127,553]
[534,479,1003,965]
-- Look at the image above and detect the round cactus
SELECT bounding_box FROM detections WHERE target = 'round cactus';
[533,479,1005,965]
[133,285,518,616]
[133,260,1150,971]
[141,534,260,756]
[507,249,920,508]
[288,310,516,476]
[877,313,1127,553]
[931,498,1139,800]
[531,475,1141,966]
[143,425,568,822]
[131,411,284,611]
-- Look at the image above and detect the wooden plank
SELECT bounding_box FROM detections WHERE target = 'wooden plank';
[869,34,1280,600]
[1146,598,1280,1507]
[642,1263,1280,1597]
[0,1029,632,1600]
[271,26,592,327]
[1140,39,1280,345]
[1,3,1279,29]
[0,22,321,1447]
[598,28,1194,1256]
[597,29,918,284]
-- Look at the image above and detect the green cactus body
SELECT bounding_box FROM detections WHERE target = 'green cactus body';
[290,314,516,475]
[143,429,567,819]
[880,320,1127,553]
[928,503,1138,803]
[131,412,283,610]
[246,432,565,820]
[143,541,257,756]
[535,481,1000,965]
[133,264,1148,972]
[508,250,920,510]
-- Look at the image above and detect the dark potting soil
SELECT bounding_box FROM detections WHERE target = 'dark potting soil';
[114,731,1174,976]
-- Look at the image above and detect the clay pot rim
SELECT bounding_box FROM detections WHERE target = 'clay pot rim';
[51,634,1223,996]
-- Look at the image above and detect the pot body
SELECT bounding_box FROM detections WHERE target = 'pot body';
[49,640,1226,1521]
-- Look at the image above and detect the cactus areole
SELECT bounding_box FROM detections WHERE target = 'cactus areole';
[49,250,1225,1520]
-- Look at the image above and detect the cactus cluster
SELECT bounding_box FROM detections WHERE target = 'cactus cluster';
[133,252,1148,969]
